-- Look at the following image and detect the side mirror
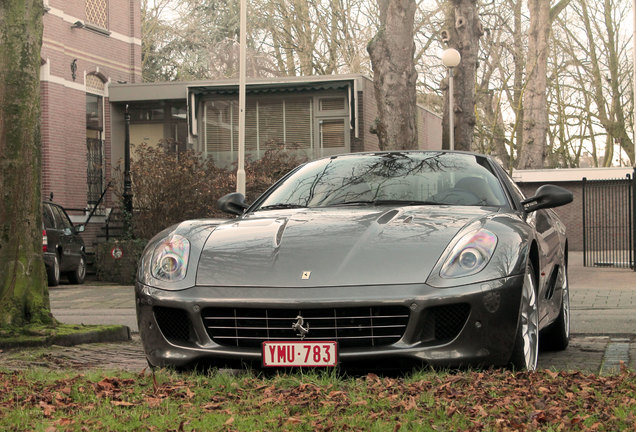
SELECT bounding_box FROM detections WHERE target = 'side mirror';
[75,224,86,233]
[521,184,573,213]
[216,192,248,216]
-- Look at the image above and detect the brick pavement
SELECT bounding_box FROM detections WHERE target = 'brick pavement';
[0,334,631,374]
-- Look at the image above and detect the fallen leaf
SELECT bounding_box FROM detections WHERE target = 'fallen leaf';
[144,397,162,407]
[286,417,302,424]
[110,400,134,407]
[39,401,55,417]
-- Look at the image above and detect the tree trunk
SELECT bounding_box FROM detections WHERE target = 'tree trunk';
[517,0,550,168]
[511,0,525,165]
[518,0,571,169]
[367,0,418,150]
[442,0,482,151]
[0,0,52,327]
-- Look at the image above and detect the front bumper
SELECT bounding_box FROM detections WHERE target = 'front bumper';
[136,275,524,369]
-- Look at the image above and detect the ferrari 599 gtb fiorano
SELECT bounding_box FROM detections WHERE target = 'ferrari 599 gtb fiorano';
[136,151,573,371]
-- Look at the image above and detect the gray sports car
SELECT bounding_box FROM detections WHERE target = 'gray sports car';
[136,151,573,371]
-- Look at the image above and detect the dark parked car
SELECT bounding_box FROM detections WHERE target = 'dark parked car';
[42,201,86,286]
[136,151,573,371]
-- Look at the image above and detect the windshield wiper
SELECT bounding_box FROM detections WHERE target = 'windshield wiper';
[331,199,441,207]
[258,203,306,211]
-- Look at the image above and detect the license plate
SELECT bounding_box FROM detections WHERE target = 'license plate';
[262,341,338,367]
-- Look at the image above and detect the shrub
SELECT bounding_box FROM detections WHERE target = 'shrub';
[114,141,306,240]
[245,141,307,201]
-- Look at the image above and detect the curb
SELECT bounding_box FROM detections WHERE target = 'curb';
[0,325,131,350]
[50,325,131,347]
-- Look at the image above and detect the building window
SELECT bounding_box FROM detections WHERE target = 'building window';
[201,92,350,165]
[85,0,108,30]
[86,74,106,204]
[203,95,313,166]
[128,101,188,153]
[320,119,346,149]
[86,93,103,131]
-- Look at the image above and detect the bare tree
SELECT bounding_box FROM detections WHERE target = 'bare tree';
[253,0,374,76]
[517,0,571,169]
[576,0,633,166]
[441,0,483,151]
[367,0,418,150]
[0,0,52,327]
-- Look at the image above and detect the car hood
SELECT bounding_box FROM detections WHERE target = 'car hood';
[196,206,497,287]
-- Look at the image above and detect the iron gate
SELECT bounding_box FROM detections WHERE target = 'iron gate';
[582,169,636,270]
[86,137,103,205]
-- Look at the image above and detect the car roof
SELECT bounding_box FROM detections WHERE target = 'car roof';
[314,150,494,161]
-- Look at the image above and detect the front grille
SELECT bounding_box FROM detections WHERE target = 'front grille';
[202,306,410,348]
[154,306,192,344]
[420,303,470,344]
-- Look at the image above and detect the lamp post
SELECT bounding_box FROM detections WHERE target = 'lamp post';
[442,48,461,151]
[236,0,247,195]
[123,104,133,235]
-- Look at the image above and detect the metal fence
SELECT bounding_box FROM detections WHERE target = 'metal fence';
[582,169,635,270]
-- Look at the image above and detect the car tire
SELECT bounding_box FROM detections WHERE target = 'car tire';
[540,265,570,351]
[67,254,86,284]
[47,253,61,287]
[509,261,539,371]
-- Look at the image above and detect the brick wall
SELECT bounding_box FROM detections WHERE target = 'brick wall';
[41,0,141,252]
[518,181,585,252]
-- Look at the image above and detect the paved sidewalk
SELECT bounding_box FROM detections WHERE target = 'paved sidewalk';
[50,282,137,331]
[38,251,635,373]
[568,252,636,336]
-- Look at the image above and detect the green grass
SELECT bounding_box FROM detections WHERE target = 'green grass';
[0,367,634,431]
[0,323,126,349]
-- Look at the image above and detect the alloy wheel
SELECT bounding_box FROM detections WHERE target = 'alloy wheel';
[520,270,539,370]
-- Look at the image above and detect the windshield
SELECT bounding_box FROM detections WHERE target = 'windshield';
[256,152,509,210]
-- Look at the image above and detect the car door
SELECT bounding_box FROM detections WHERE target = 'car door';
[489,161,557,326]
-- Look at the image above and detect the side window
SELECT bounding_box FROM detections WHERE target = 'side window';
[500,170,526,210]
[52,205,72,229]
[42,205,55,229]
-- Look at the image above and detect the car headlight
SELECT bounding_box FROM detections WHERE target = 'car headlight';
[150,234,190,281]
[440,228,497,278]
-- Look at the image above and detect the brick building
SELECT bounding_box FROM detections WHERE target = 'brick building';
[40,0,141,222]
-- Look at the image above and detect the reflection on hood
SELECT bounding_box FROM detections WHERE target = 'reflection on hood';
[196,206,494,287]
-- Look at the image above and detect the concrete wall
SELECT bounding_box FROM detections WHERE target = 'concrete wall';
[357,76,442,152]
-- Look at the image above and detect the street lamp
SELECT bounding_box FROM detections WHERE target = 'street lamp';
[236,0,247,195]
[123,104,133,236]
[442,48,461,151]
